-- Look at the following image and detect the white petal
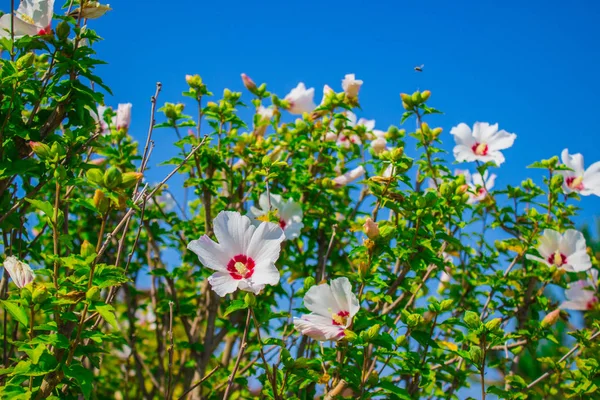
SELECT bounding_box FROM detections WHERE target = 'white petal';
[450,123,475,146]
[293,314,344,341]
[250,263,280,287]
[538,229,561,258]
[245,221,284,270]
[208,272,240,297]
[213,211,255,255]
[488,130,516,152]
[561,149,585,176]
[330,277,360,320]
[559,229,586,256]
[526,254,550,267]
[472,122,496,142]
[187,235,229,272]
[560,300,589,311]
[489,150,506,166]
[565,250,592,272]
[304,282,342,317]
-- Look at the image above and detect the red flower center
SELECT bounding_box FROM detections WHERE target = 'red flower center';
[37,25,52,36]
[547,251,567,267]
[332,310,350,326]
[472,142,488,156]
[227,254,255,280]
[279,219,287,229]
[566,176,584,191]
[587,297,598,310]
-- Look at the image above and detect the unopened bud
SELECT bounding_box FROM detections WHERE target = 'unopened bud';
[541,309,561,328]
[241,73,258,93]
[93,189,109,214]
[484,318,502,332]
[29,141,51,159]
[103,167,122,189]
[56,21,70,40]
[120,172,143,189]
[363,218,380,239]
[32,285,50,304]
[17,53,35,70]
[421,90,431,102]
[86,168,104,185]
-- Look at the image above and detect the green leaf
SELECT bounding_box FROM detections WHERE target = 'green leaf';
[223,300,247,317]
[379,380,411,399]
[0,300,29,327]
[64,364,93,400]
[94,304,119,330]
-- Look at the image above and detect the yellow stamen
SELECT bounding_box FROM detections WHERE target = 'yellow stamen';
[19,14,35,24]
[234,261,247,275]
[475,143,487,155]
[552,250,563,266]
[570,176,583,188]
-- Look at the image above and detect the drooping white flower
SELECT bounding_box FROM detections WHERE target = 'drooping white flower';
[333,165,365,187]
[341,74,363,98]
[116,103,132,131]
[347,112,375,132]
[187,211,285,296]
[284,83,316,115]
[558,149,600,196]
[3,256,35,288]
[561,269,598,311]
[450,122,516,166]
[0,0,54,38]
[293,277,360,341]
[526,229,592,272]
[249,193,304,240]
[455,170,496,204]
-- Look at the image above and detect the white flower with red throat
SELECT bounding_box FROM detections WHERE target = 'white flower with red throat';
[333,165,365,187]
[3,256,35,289]
[116,103,132,131]
[0,0,54,38]
[341,74,363,98]
[455,169,496,204]
[337,112,374,148]
[451,122,516,166]
[284,83,316,115]
[249,192,304,240]
[561,269,598,311]
[187,211,285,297]
[558,149,600,196]
[526,229,592,272]
[293,277,360,341]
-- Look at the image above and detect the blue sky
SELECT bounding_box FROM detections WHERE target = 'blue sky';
[91,0,600,227]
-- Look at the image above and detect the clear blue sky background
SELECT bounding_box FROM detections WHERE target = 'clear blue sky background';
[91,0,600,227]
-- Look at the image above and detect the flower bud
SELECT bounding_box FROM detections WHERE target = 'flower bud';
[103,167,123,189]
[77,2,112,19]
[363,218,380,239]
[93,189,109,214]
[120,172,143,189]
[244,292,256,307]
[29,141,51,159]
[484,317,502,332]
[241,73,258,94]
[17,53,35,70]
[541,309,561,328]
[86,286,101,302]
[469,345,483,364]
[463,311,482,330]
[400,93,412,107]
[86,168,104,185]
[32,285,50,304]
[421,90,431,102]
[411,91,422,104]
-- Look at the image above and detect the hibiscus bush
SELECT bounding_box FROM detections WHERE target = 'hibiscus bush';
[1,1,600,399]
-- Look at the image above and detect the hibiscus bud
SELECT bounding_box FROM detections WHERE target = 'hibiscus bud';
[469,345,483,364]
[484,318,502,332]
[32,285,50,304]
[390,147,404,161]
[342,330,357,342]
[29,141,51,159]
[362,324,381,342]
[93,189,109,214]
[244,293,256,307]
[400,93,412,106]
[241,73,258,94]
[120,172,143,189]
[104,166,123,189]
[406,313,424,328]
[77,2,112,19]
[80,240,95,258]
[16,53,35,70]
[395,334,407,346]
[304,276,316,291]
[456,184,469,195]
[3,256,35,289]
[421,90,431,102]
[56,21,70,40]
[541,309,561,328]
[463,311,482,330]
[363,218,380,239]
[86,168,104,185]
[341,74,363,98]
[411,91,422,104]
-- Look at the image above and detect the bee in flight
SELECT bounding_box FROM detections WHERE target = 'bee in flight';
[414,64,424,72]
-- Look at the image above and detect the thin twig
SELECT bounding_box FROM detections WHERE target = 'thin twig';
[222,309,251,400]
